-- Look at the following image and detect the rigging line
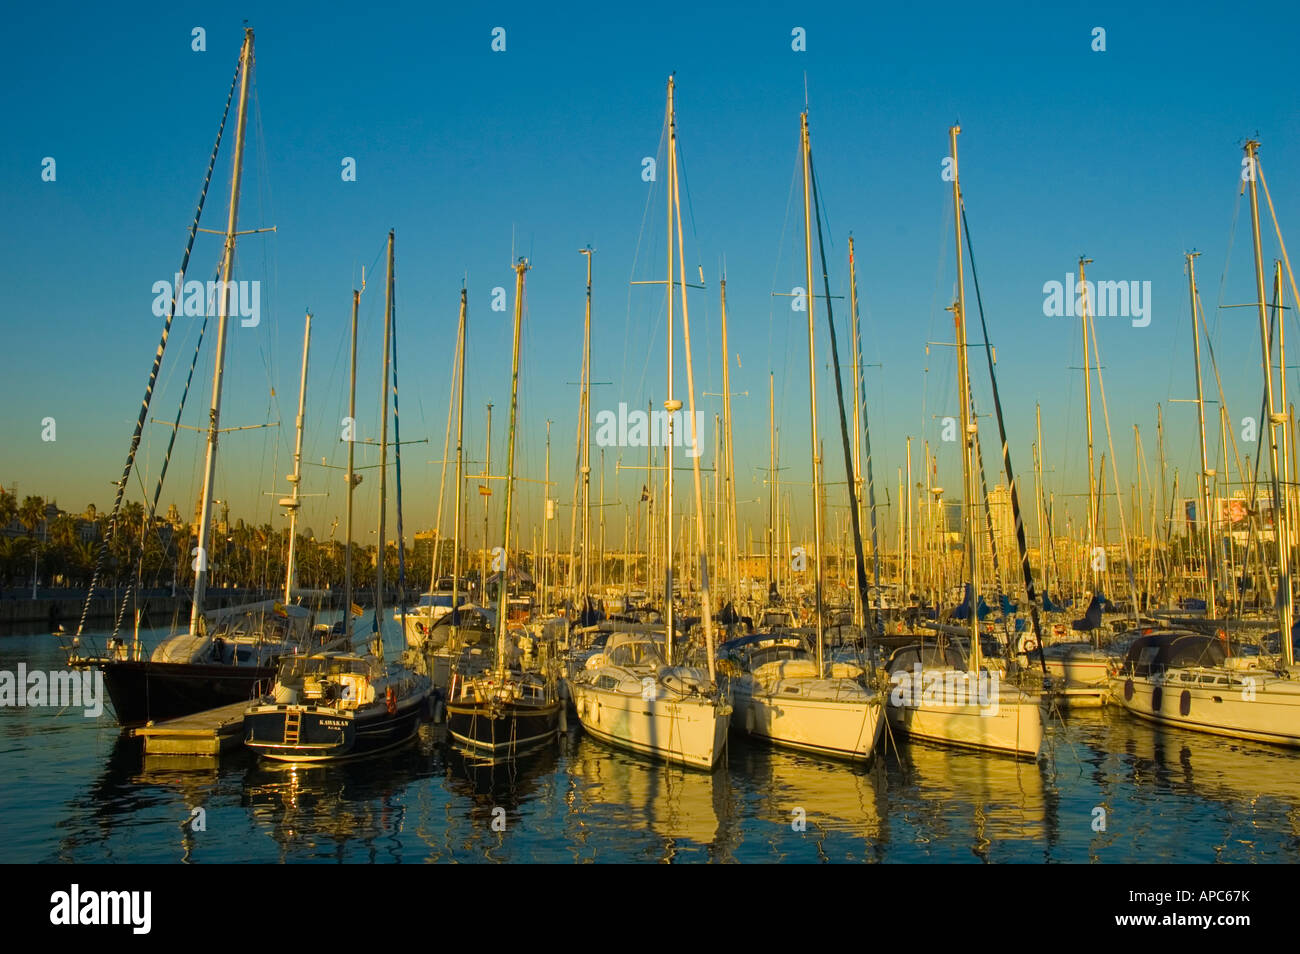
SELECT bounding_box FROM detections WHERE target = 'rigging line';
[73,49,242,642]
[808,144,872,631]
[961,203,1047,670]
[1086,304,1138,615]
[622,111,670,417]
[1212,185,1243,343]
[392,251,411,638]
[768,139,801,390]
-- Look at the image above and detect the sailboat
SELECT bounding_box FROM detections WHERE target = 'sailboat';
[245,231,430,762]
[724,108,884,762]
[570,76,731,770]
[1110,140,1300,745]
[70,30,321,726]
[446,259,564,758]
[884,126,1044,758]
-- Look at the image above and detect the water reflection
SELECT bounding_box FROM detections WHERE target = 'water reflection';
[892,738,1051,861]
[565,734,729,861]
[241,728,437,862]
[728,737,886,862]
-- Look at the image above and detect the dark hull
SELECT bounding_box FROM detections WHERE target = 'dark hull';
[244,694,426,763]
[97,659,276,726]
[447,699,561,757]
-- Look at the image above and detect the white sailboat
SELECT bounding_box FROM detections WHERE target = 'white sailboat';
[724,108,884,762]
[885,126,1044,758]
[570,75,730,770]
[1110,140,1300,745]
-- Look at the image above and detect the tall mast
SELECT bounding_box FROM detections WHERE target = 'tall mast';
[189,28,255,636]
[950,125,980,673]
[849,237,863,623]
[768,373,776,594]
[430,297,465,592]
[1186,252,1216,615]
[497,260,529,674]
[1079,255,1098,592]
[344,285,361,646]
[580,247,594,616]
[449,288,467,646]
[720,277,739,605]
[671,84,716,680]
[542,419,551,612]
[905,437,913,601]
[801,110,824,675]
[482,404,492,594]
[1246,140,1293,665]
[664,76,678,659]
[282,311,311,602]
[1035,404,1048,598]
[374,229,394,660]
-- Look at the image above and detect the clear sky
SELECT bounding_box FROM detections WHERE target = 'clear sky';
[3,0,1299,558]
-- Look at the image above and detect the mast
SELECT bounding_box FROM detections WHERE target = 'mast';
[720,278,739,606]
[670,84,716,680]
[1078,255,1098,594]
[430,295,465,592]
[282,311,311,602]
[580,246,594,617]
[374,229,394,661]
[800,110,825,675]
[1035,405,1048,598]
[1186,252,1216,615]
[950,125,980,674]
[1246,140,1293,666]
[496,260,529,676]
[189,28,255,636]
[664,76,678,659]
[542,419,551,612]
[482,404,492,597]
[344,285,360,646]
[768,373,776,595]
[449,288,467,647]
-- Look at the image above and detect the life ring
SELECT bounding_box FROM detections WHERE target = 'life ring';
[386,686,397,715]
[1022,636,1038,654]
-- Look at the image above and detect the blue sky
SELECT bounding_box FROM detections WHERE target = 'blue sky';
[3,0,1299,558]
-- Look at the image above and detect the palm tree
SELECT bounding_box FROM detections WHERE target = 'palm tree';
[18,496,44,538]
[0,489,17,534]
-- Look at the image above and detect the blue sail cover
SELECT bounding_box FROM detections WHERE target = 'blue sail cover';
[1042,593,1066,613]
[952,584,994,620]
[1071,593,1106,631]
[999,593,1019,615]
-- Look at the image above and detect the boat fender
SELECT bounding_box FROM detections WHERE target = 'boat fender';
[386,686,397,715]
[744,705,754,734]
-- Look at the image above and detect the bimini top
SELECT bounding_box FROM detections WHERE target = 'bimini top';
[1120,631,1227,677]
[885,642,969,674]
[603,631,667,669]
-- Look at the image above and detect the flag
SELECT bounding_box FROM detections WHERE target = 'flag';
[479,485,491,496]
[351,602,364,617]
[640,485,649,502]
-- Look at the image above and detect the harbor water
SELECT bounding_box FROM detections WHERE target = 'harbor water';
[2,623,1297,863]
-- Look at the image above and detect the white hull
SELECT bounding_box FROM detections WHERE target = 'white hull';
[1110,668,1300,747]
[732,682,885,760]
[886,680,1044,758]
[570,682,730,770]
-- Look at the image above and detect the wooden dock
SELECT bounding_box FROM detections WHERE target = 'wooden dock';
[131,701,249,757]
